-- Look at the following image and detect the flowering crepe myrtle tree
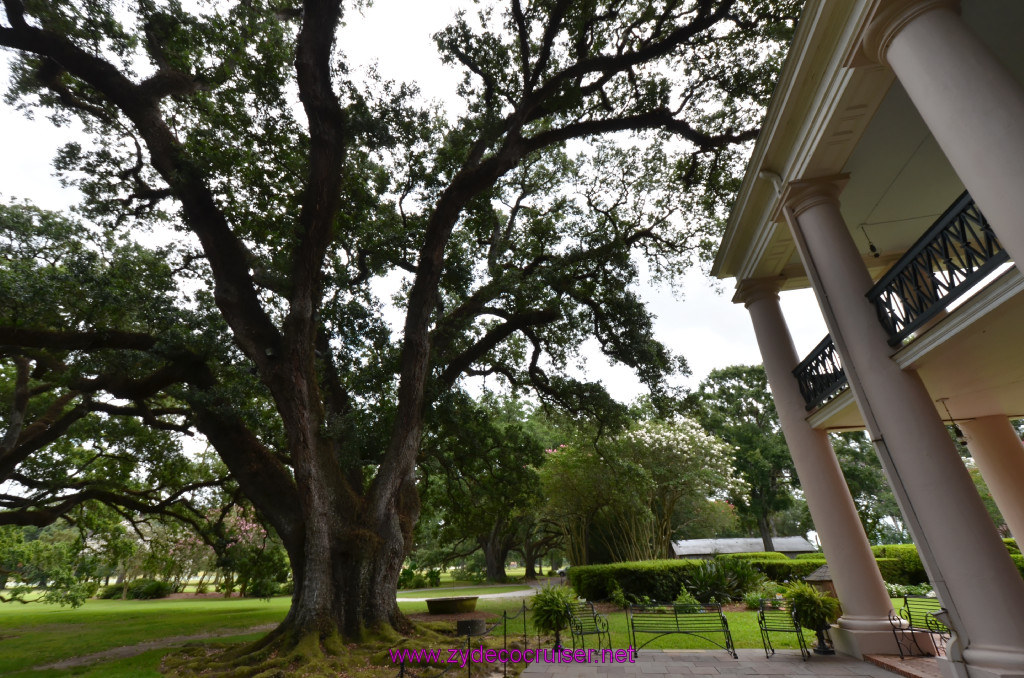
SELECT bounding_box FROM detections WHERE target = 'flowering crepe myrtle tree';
[0,0,800,668]
[541,417,742,563]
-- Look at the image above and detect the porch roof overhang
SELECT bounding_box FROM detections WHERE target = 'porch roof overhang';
[712,0,1024,289]
[711,0,887,287]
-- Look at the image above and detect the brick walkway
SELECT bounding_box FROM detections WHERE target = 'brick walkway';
[522,649,904,677]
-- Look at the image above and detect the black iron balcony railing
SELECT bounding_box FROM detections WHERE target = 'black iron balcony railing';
[793,334,847,411]
[866,191,1008,346]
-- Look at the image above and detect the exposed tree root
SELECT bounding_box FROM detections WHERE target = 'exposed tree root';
[161,619,454,678]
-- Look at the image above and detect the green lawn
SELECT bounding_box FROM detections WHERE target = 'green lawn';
[398,596,817,653]
[0,597,290,677]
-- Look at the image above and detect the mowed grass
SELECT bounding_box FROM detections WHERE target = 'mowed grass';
[0,597,290,676]
[400,596,818,653]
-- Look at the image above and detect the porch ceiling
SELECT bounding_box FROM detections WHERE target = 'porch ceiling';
[718,0,1024,289]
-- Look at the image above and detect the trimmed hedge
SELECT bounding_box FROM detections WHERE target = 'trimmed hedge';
[793,552,827,560]
[745,558,826,582]
[569,542,1024,602]
[874,557,901,583]
[568,559,705,601]
[1005,538,1020,554]
[871,544,927,585]
[716,551,790,561]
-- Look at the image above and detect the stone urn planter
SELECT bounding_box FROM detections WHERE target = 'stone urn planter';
[426,596,479,614]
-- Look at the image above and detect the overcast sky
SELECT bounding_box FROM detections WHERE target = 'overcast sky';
[0,1,827,399]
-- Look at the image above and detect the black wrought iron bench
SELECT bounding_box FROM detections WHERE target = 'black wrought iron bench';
[566,601,610,651]
[757,599,809,660]
[627,602,737,658]
[889,595,949,659]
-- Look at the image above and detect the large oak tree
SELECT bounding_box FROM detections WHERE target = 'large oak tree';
[0,0,798,667]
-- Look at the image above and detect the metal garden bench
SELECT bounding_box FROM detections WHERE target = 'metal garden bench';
[566,601,611,651]
[889,595,949,658]
[757,599,809,660]
[627,602,737,658]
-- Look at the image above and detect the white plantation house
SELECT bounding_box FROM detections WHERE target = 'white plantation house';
[713,1,1024,677]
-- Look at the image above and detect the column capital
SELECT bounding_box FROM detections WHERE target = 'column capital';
[778,174,849,220]
[849,0,960,67]
[733,277,785,307]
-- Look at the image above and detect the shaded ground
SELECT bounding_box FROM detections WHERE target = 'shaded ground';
[30,624,277,671]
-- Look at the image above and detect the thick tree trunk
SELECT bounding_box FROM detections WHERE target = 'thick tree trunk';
[480,521,511,583]
[757,514,775,553]
[274,479,416,644]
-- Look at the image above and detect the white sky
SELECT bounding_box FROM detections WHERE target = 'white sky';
[0,1,827,399]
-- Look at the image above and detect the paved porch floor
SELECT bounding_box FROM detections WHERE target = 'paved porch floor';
[521,649,915,677]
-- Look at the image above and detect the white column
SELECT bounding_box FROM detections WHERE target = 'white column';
[862,0,1024,279]
[782,177,1024,678]
[736,278,896,657]
[959,415,1024,543]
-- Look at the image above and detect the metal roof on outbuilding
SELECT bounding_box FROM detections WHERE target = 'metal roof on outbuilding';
[671,536,817,557]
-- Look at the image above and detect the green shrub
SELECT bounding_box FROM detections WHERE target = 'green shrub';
[675,587,700,606]
[97,584,124,599]
[246,578,279,600]
[410,573,428,589]
[609,583,628,609]
[873,557,902,583]
[744,558,826,582]
[785,581,840,631]
[568,559,704,601]
[1005,538,1020,554]
[793,552,827,560]
[1011,554,1024,578]
[426,569,442,587]
[684,561,733,606]
[743,581,786,610]
[398,567,415,589]
[716,552,789,561]
[884,581,933,597]
[127,579,172,600]
[743,591,765,610]
[871,545,926,585]
[684,559,761,603]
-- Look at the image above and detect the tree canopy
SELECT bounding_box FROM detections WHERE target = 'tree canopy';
[690,364,796,551]
[0,0,800,670]
[540,417,741,564]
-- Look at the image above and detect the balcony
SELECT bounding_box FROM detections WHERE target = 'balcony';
[795,192,1010,411]
[793,336,847,411]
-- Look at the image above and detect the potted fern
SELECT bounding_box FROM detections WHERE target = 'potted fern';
[785,582,841,655]
[532,585,576,651]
